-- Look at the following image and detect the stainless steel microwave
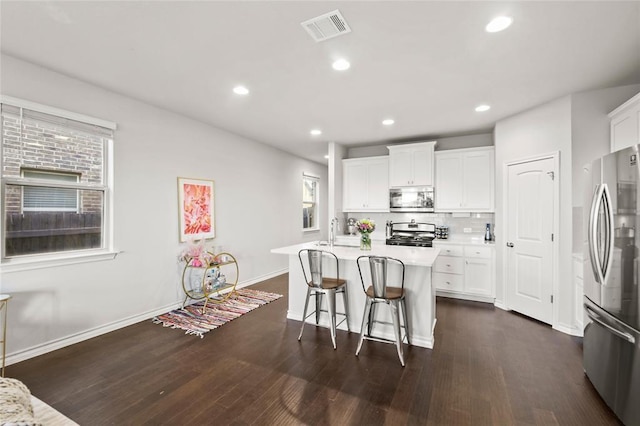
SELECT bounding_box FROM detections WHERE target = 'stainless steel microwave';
[389,186,434,212]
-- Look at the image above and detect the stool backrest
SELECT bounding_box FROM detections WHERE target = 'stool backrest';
[356,255,405,297]
[298,249,340,287]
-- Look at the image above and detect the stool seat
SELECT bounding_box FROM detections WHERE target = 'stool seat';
[308,277,346,290]
[365,285,404,300]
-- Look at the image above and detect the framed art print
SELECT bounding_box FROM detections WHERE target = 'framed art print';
[177,177,215,242]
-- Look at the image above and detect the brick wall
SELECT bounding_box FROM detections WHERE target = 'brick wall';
[2,116,104,213]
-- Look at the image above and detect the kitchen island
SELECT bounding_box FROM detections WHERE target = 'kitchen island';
[271,242,440,348]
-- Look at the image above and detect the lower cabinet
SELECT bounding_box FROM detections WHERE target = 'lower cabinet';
[433,242,495,302]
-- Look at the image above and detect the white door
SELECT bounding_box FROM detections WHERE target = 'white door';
[506,157,555,324]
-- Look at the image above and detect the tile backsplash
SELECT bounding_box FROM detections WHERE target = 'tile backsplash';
[340,212,495,239]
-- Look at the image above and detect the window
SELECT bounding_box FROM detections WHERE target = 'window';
[1,97,115,260]
[302,173,319,231]
[22,169,80,212]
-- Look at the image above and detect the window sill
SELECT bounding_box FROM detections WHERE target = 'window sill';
[2,250,120,273]
[302,228,320,233]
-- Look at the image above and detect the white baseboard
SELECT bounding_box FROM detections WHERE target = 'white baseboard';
[236,268,287,289]
[436,290,495,304]
[494,300,509,311]
[7,268,290,366]
[553,322,583,337]
[6,300,182,366]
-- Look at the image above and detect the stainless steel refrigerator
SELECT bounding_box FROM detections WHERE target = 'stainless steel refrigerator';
[584,145,640,426]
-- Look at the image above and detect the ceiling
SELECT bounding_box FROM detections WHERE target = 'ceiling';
[1,1,639,164]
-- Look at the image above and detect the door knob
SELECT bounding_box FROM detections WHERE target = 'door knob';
[506,242,514,247]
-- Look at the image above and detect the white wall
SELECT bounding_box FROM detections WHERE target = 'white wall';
[0,54,327,363]
[495,84,640,334]
[328,142,347,228]
[494,95,573,329]
[571,85,640,250]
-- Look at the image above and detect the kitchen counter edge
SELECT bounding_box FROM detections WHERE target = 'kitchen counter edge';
[271,242,440,267]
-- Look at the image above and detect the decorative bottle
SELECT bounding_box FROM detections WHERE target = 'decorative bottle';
[484,224,492,242]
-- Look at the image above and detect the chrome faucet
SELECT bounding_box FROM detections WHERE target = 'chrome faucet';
[330,217,339,247]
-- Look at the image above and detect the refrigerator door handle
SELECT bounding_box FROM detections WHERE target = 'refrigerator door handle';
[601,184,615,285]
[588,184,605,284]
[584,302,636,344]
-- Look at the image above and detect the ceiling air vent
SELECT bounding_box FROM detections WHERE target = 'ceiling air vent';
[301,10,351,42]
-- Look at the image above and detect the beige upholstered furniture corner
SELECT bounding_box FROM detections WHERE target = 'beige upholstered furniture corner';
[0,377,79,426]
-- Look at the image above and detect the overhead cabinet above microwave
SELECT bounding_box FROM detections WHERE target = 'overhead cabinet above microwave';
[387,141,437,187]
[342,156,389,212]
[435,146,495,212]
[609,91,640,153]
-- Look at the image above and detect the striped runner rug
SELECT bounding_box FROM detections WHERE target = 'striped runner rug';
[152,288,282,338]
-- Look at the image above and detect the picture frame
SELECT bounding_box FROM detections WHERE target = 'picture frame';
[177,177,215,242]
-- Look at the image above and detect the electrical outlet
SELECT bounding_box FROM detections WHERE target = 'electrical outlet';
[463,227,472,233]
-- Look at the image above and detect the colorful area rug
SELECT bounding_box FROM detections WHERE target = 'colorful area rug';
[152,288,282,338]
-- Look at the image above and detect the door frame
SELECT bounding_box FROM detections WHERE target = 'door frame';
[502,151,560,327]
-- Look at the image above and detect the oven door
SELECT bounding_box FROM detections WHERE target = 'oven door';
[389,187,434,212]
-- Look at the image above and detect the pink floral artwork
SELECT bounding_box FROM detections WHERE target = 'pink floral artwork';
[178,178,215,241]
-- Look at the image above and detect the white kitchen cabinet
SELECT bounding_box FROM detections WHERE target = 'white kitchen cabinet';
[387,141,436,187]
[342,156,389,212]
[463,246,493,297]
[609,92,640,153]
[435,146,495,212]
[433,241,495,302]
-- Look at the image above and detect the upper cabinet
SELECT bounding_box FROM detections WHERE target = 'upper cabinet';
[435,146,495,212]
[387,141,437,187]
[609,92,640,153]
[342,156,389,212]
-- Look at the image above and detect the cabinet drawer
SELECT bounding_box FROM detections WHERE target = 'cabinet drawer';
[433,272,464,292]
[463,246,492,259]
[434,244,463,257]
[433,256,464,274]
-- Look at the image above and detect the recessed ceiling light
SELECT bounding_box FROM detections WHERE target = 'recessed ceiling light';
[382,119,395,126]
[485,16,512,33]
[475,104,491,112]
[332,59,351,71]
[233,85,249,95]
[310,129,322,136]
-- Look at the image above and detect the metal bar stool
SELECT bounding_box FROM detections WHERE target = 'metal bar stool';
[355,255,411,366]
[298,249,351,349]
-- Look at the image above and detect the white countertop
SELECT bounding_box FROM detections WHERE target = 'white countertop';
[433,235,495,246]
[271,241,440,267]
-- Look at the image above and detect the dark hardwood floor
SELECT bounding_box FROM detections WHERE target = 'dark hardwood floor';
[8,274,620,425]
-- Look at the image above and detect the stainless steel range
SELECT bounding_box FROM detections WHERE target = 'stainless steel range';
[385,220,435,247]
